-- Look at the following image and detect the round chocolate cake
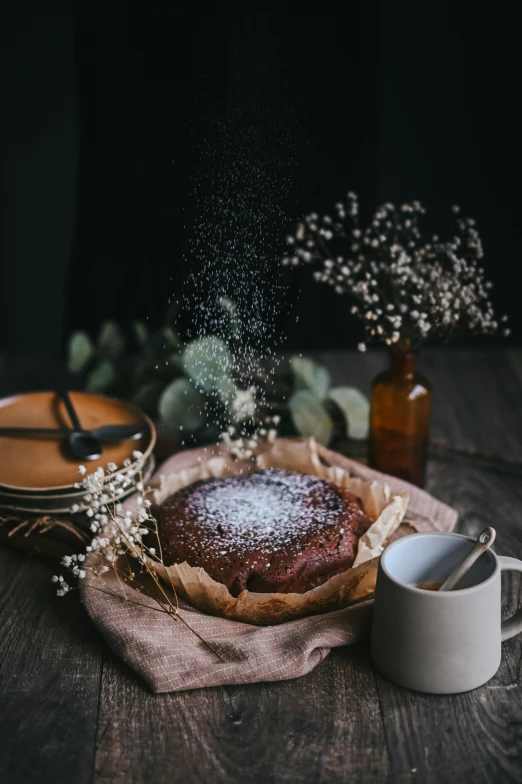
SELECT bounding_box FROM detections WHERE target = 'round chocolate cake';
[155,468,373,596]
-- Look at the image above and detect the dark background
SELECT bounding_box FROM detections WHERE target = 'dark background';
[1,0,520,355]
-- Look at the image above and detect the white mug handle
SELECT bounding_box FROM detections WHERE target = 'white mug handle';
[498,555,522,641]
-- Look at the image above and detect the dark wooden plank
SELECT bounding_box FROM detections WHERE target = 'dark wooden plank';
[3,349,522,784]
[312,348,522,465]
[375,456,522,784]
[0,547,102,784]
[93,643,391,784]
[421,348,522,464]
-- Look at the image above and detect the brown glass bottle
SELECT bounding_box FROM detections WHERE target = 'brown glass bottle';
[369,348,431,487]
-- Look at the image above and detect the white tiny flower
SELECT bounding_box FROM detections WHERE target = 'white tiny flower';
[357,342,367,352]
[78,465,87,476]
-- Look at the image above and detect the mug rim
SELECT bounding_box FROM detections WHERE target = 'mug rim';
[380,531,499,596]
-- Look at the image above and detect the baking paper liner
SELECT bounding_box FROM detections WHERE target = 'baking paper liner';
[147,438,409,625]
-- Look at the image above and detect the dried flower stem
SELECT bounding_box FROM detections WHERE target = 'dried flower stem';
[283,193,509,351]
[53,456,226,662]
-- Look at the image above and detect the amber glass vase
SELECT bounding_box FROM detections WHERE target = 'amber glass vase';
[369,347,431,487]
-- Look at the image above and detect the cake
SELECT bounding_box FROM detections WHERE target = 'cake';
[154,468,373,596]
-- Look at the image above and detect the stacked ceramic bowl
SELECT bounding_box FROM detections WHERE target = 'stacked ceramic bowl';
[0,392,156,516]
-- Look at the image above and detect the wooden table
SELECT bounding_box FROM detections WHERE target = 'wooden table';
[1,349,522,784]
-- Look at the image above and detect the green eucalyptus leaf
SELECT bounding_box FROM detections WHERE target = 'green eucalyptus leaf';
[167,353,185,374]
[67,331,95,374]
[158,378,205,432]
[290,356,331,399]
[289,390,333,446]
[98,320,126,356]
[328,386,370,440]
[85,360,118,393]
[163,325,181,349]
[132,320,149,347]
[182,336,233,393]
[216,376,239,413]
[132,380,165,415]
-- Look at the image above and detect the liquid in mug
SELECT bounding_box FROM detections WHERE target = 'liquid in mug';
[413,581,466,591]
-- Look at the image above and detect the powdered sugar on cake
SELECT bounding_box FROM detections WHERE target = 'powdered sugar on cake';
[155,468,372,595]
[180,469,344,557]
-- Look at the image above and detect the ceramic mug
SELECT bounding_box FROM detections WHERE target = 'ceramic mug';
[370,532,522,694]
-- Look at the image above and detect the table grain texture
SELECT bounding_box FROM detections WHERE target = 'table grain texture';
[1,349,522,784]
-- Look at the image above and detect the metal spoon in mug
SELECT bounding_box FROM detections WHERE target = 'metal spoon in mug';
[58,389,103,461]
[438,527,496,591]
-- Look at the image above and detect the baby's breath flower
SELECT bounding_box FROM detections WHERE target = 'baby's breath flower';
[53,456,161,595]
[78,465,87,476]
[282,193,507,350]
